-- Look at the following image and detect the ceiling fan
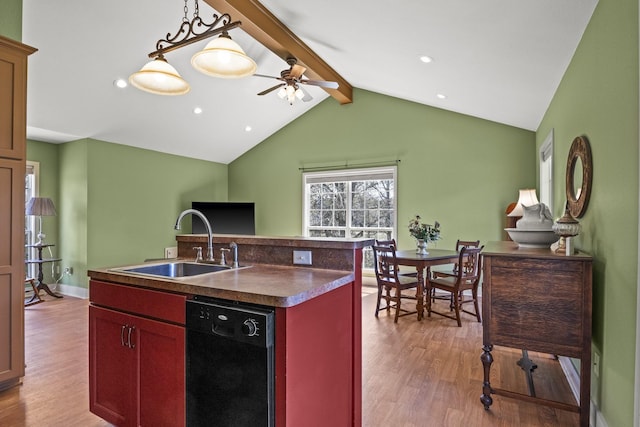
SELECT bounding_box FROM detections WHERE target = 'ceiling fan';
[255,57,339,104]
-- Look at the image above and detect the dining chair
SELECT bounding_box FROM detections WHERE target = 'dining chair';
[371,243,420,323]
[426,246,484,326]
[375,238,417,278]
[431,239,481,307]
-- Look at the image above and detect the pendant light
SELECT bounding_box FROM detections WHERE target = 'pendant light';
[191,31,257,78]
[129,0,255,96]
[129,55,190,96]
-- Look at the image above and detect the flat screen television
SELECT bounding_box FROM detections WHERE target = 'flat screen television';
[191,202,256,235]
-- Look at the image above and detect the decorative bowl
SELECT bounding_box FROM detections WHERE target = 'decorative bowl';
[504,228,559,248]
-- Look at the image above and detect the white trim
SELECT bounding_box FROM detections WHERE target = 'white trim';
[57,284,89,299]
[559,356,607,426]
[539,129,554,213]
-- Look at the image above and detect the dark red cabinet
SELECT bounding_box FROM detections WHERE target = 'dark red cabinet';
[89,281,186,427]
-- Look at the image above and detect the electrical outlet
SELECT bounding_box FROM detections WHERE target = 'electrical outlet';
[165,247,178,258]
[293,250,312,265]
[593,352,600,378]
[64,267,73,275]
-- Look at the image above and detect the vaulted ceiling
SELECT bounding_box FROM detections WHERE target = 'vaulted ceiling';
[21,0,598,164]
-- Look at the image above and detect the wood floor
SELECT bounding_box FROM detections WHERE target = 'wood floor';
[0,289,579,426]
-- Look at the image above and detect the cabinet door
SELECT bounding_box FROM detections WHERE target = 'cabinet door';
[135,315,185,427]
[89,306,136,426]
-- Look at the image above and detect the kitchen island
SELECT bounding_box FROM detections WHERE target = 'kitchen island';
[88,235,371,427]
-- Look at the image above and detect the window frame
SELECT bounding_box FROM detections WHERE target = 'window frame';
[302,166,398,269]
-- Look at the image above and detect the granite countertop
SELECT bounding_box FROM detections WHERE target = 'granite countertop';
[88,260,355,308]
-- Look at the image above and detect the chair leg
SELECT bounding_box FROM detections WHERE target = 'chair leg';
[375,287,382,317]
[472,288,481,322]
[425,285,432,318]
[393,290,401,323]
[453,292,462,327]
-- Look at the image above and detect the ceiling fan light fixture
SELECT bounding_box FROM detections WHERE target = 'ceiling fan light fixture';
[277,87,287,99]
[191,32,257,78]
[129,56,190,96]
[295,87,305,100]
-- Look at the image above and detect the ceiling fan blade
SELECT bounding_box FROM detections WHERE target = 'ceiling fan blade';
[290,64,306,79]
[299,86,313,102]
[300,79,339,89]
[254,73,283,81]
[257,83,285,96]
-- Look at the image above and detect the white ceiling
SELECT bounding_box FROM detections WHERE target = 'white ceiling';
[21,0,598,164]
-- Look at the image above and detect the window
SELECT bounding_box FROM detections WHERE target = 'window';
[303,166,397,268]
[25,161,39,278]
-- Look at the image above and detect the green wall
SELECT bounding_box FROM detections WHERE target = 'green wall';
[30,138,228,288]
[0,0,22,41]
[229,88,536,250]
[537,0,639,425]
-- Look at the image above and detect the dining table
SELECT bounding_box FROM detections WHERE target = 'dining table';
[394,249,460,320]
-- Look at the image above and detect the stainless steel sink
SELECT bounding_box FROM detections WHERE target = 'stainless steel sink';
[115,262,236,278]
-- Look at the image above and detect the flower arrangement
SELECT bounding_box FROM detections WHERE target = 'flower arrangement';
[408,215,441,242]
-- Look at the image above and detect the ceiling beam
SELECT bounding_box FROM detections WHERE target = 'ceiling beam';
[204,0,353,104]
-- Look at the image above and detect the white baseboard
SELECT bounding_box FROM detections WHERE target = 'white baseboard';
[56,283,89,299]
[558,356,608,427]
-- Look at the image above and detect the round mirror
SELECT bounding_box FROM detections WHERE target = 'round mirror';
[565,136,592,218]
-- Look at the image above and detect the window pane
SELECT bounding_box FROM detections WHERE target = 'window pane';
[334,210,346,227]
[351,210,364,227]
[322,211,333,227]
[365,210,379,227]
[352,192,364,209]
[309,210,321,227]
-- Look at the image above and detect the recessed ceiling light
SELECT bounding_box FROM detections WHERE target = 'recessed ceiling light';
[114,79,128,88]
[436,93,447,99]
[419,56,433,63]
[193,107,203,114]
[245,126,252,132]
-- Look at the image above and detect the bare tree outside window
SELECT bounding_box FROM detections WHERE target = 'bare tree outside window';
[304,167,397,268]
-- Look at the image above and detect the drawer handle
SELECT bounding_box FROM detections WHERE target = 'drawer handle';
[120,325,127,347]
[128,326,136,349]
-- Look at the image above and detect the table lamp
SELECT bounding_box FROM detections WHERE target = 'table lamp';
[507,189,539,217]
[26,197,57,245]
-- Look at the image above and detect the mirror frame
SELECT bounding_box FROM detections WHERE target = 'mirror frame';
[565,135,592,218]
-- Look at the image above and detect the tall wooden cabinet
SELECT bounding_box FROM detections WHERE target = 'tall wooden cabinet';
[0,36,37,390]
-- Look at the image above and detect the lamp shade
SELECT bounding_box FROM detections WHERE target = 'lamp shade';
[25,197,57,216]
[191,33,257,78]
[507,189,539,217]
[129,57,190,95]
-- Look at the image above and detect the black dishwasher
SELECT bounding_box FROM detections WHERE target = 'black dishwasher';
[186,296,275,427]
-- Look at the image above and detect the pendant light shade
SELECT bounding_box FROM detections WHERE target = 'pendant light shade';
[129,56,190,96]
[191,33,257,78]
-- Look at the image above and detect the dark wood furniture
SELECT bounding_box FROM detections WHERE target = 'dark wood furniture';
[431,239,481,306]
[393,249,460,320]
[0,36,36,390]
[25,243,63,302]
[426,246,484,326]
[372,243,420,322]
[480,241,592,427]
[24,278,42,307]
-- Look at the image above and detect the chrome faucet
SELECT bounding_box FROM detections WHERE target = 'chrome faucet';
[229,242,239,268]
[174,209,214,262]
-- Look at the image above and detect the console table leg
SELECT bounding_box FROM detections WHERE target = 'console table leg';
[516,349,538,397]
[480,344,494,409]
[37,281,63,299]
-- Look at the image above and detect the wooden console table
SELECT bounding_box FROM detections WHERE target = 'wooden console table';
[25,243,63,303]
[480,241,592,427]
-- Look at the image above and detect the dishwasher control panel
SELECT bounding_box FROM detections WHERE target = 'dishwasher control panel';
[186,296,274,348]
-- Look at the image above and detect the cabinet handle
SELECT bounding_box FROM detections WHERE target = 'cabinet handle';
[128,326,136,349]
[120,325,127,347]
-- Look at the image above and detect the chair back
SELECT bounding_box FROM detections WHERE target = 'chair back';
[372,243,400,285]
[452,239,481,273]
[455,246,484,284]
[375,239,397,248]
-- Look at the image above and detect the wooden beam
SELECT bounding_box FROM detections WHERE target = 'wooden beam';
[204,0,353,104]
